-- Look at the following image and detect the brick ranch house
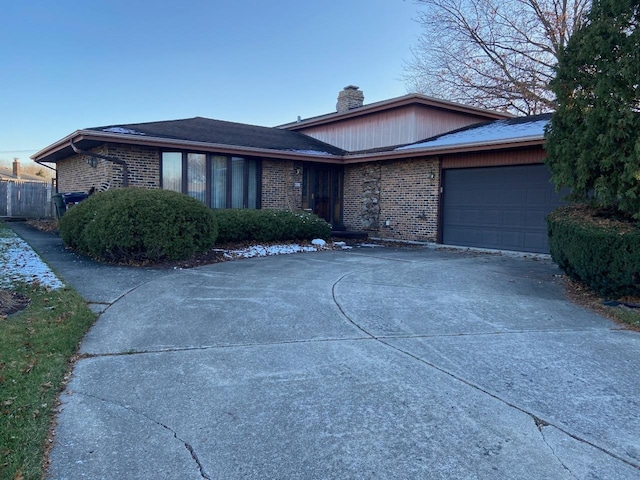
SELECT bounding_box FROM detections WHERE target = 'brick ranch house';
[32,86,562,253]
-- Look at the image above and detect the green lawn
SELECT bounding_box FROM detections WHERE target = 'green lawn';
[0,222,95,480]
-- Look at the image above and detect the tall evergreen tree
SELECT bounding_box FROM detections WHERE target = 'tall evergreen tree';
[545,0,640,218]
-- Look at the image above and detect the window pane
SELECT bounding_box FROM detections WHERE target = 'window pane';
[211,156,227,208]
[162,152,182,193]
[247,159,258,209]
[187,153,206,203]
[231,157,245,208]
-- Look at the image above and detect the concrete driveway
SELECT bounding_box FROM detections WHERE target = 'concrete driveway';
[33,240,640,479]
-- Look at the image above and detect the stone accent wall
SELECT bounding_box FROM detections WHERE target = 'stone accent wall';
[343,164,381,230]
[260,159,303,210]
[56,143,160,192]
[343,157,440,242]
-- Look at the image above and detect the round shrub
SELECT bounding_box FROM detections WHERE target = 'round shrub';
[58,188,218,263]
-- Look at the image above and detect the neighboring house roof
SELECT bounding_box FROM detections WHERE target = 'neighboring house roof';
[279,93,512,131]
[33,117,346,164]
[0,165,47,182]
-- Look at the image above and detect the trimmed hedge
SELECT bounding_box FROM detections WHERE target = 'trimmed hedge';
[59,188,218,263]
[214,209,331,244]
[547,205,640,297]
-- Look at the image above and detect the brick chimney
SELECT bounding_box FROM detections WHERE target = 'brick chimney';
[12,158,20,179]
[336,85,364,113]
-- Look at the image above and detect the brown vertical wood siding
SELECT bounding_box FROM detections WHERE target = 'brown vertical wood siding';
[298,105,494,152]
[442,147,546,169]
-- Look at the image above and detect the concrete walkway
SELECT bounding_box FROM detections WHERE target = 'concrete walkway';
[9,223,640,480]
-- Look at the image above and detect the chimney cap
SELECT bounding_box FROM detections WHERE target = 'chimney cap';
[336,85,365,113]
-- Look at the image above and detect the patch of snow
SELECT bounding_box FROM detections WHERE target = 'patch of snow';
[396,118,549,151]
[102,127,146,135]
[219,243,322,259]
[0,235,64,290]
[311,238,326,247]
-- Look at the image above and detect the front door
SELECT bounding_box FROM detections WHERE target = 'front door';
[302,165,343,227]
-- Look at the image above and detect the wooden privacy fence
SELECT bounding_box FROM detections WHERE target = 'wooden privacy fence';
[0,179,53,218]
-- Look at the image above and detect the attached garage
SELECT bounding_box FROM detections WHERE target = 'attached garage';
[441,164,564,253]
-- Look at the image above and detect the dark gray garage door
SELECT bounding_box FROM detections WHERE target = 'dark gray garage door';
[442,164,564,253]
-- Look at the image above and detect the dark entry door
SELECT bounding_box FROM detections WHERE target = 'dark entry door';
[442,164,565,253]
[302,166,343,227]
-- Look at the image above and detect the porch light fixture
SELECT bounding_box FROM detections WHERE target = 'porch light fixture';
[87,157,98,168]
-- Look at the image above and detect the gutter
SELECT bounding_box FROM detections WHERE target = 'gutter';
[342,136,545,164]
[33,130,345,164]
[70,139,129,187]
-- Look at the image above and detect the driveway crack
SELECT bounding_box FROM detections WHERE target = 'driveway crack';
[332,272,378,339]
[535,421,579,480]
[380,339,640,472]
[331,273,640,472]
[68,392,211,479]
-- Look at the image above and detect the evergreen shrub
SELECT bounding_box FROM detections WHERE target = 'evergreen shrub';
[545,0,640,218]
[547,205,640,297]
[58,188,218,263]
[214,209,331,244]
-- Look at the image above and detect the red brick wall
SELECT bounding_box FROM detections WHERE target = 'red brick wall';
[105,144,160,189]
[56,143,160,192]
[57,145,111,192]
[260,159,303,210]
[344,157,441,242]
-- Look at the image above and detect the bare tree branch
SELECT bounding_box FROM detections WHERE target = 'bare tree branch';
[404,0,590,115]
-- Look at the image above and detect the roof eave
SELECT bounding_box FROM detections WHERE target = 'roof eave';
[32,130,544,166]
[280,94,513,131]
[31,130,84,162]
[32,131,345,164]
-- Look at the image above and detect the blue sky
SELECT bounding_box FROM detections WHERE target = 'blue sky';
[0,0,422,164]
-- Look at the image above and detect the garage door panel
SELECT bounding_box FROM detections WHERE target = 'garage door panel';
[502,188,525,204]
[461,209,482,224]
[501,231,525,249]
[482,209,504,226]
[502,210,524,227]
[525,210,548,227]
[526,187,551,205]
[524,232,548,250]
[481,230,503,247]
[442,165,565,253]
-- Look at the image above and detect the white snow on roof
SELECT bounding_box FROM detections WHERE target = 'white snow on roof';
[396,118,549,151]
[102,127,146,135]
[288,149,334,156]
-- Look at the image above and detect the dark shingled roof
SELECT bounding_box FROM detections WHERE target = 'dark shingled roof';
[89,117,346,156]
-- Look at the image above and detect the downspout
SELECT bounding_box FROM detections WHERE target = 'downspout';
[70,139,129,187]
